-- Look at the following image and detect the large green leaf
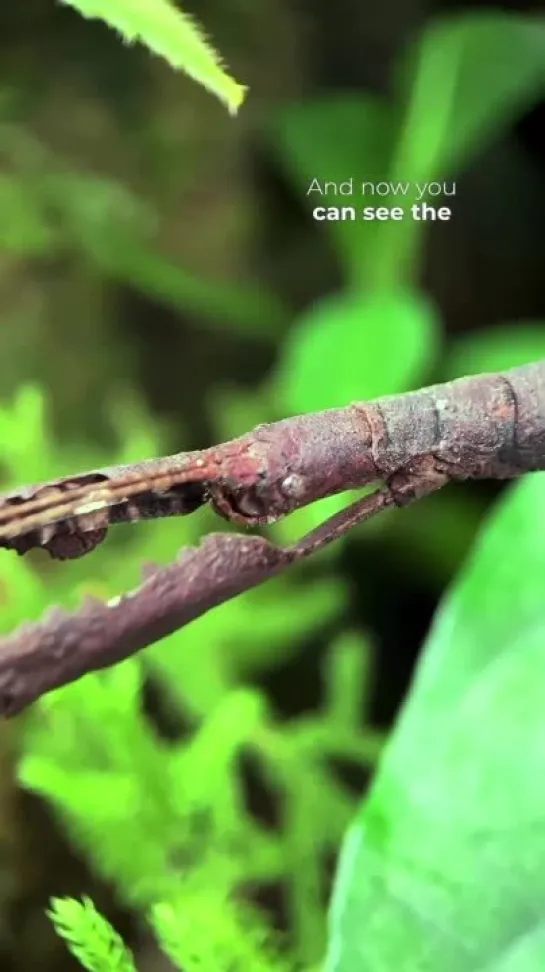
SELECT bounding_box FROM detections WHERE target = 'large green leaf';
[326,473,545,972]
[275,289,440,415]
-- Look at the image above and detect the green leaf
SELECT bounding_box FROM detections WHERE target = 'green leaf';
[274,16,545,292]
[48,896,137,972]
[101,238,286,341]
[394,14,545,184]
[272,95,397,285]
[58,0,247,115]
[323,631,374,732]
[373,13,545,289]
[442,324,545,380]
[151,893,290,972]
[326,473,545,972]
[0,174,59,255]
[275,289,441,414]
[480,925,545,972]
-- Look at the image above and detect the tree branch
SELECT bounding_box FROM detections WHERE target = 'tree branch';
[0,360,543,716]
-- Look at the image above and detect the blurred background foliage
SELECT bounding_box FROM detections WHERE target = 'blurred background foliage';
[0,1,545,970]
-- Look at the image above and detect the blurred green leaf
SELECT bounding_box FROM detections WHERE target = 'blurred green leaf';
[151,891,291,972]
[323,631,374,732]
[269,491,367,555]
[208,386,273,442]
[0,130,284,340]
[273,16,545,292]
[373,13,545,288]
[395,14,545,185]
[326,473,545,972]
[50,170,287,341]
[275,289,441,414]
[442,323,545,380]
[101,237,287,341]
[0,174,59,255]
[272,95,397,285]
[479,927,545,972]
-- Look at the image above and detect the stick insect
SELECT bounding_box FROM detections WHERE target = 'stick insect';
[0,360,543,716]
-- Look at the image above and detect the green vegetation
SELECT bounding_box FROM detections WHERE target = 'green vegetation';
[1,3,544,970]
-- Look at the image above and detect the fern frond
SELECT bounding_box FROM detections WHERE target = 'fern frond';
[151,891,293,972]
[58,0,248,115]
[48,896,137,972]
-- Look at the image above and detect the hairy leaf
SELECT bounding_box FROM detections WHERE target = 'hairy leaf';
[58,0,247,114]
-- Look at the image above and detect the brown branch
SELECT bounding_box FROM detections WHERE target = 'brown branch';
[0,360,543,716]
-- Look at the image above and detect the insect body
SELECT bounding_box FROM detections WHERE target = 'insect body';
[0,360,544,562]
